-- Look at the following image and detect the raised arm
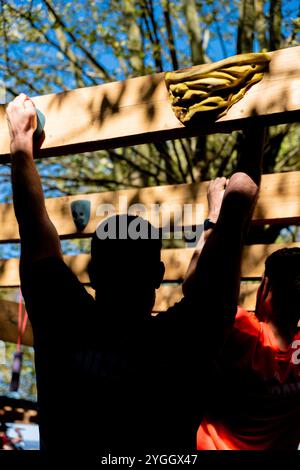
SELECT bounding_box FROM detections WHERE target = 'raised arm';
[182,126,265,338]
[182,177,227,295]
[6,94,62,266]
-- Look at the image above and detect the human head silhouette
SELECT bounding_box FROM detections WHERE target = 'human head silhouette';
[255,247,300,337]
[89,214,165,317]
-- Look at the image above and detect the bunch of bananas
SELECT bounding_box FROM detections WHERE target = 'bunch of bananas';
[165,52,270,124]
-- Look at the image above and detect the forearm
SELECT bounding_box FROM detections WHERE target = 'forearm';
[189,126,265,284]
[11,146,62,262]
[183,175,257,300]
[183,177,226,295]
[182,225,213,295]
[194,172,259,301]
[11,147,49,234]
[7,94,62,263]
[183,136,264,330]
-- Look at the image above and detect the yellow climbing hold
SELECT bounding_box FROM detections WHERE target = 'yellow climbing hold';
[165,52,270,123]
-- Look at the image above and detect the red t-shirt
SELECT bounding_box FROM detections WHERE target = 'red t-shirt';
[197,307,300,450]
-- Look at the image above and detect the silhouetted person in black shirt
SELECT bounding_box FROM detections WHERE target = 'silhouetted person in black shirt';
[6,93,264,453]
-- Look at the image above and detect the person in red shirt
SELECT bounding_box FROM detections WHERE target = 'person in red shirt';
[196,221,300,449]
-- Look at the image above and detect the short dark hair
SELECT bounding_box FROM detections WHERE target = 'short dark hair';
[91,214,162,268]
[265,247,300,329]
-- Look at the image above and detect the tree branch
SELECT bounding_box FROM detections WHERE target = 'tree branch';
[42,0,111,81]
[6,3,97,87]
[162,0,179,70]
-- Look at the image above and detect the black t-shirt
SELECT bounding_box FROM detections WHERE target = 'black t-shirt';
[21,257,207,453]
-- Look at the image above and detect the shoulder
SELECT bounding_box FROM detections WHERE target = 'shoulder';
[21,257,95,340]
[221,308,262,367]
[234,306,260,335]
[154,296,191,323]
[21,256,92,308]
[21,256,78,287]
[224,307,261,352]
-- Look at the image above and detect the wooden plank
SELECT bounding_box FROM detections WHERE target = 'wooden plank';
[163,242,300,280]
[0,46,300,159]
[0,256,91,287]
[241,242,300,278]
[153,282,259,312]
[0,242,300,287]
[0,281,259,346]
[3,240,298,344]
[238,282,260,312]
[0,171,300,242]
[162,243,300,280]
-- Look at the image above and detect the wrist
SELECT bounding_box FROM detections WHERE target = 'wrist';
[207,212,219,224]
[10,136,33,157]
[204,218,216,231]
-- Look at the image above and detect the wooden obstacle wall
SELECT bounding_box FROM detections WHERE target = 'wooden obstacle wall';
[0,46,299,346]
[0,170,299,346]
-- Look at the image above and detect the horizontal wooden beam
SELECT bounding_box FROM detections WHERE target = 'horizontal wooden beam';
[0,171,299,242]
[154,282,259,313]
[83,282,259,312]
[1,242,299,287]
[0,281,259,347]
[0,47,300,160]
[163,242,300,280]
[0,242,283,345]
[4,240,299,345]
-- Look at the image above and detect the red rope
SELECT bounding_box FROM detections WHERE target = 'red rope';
[17,289,28,352]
